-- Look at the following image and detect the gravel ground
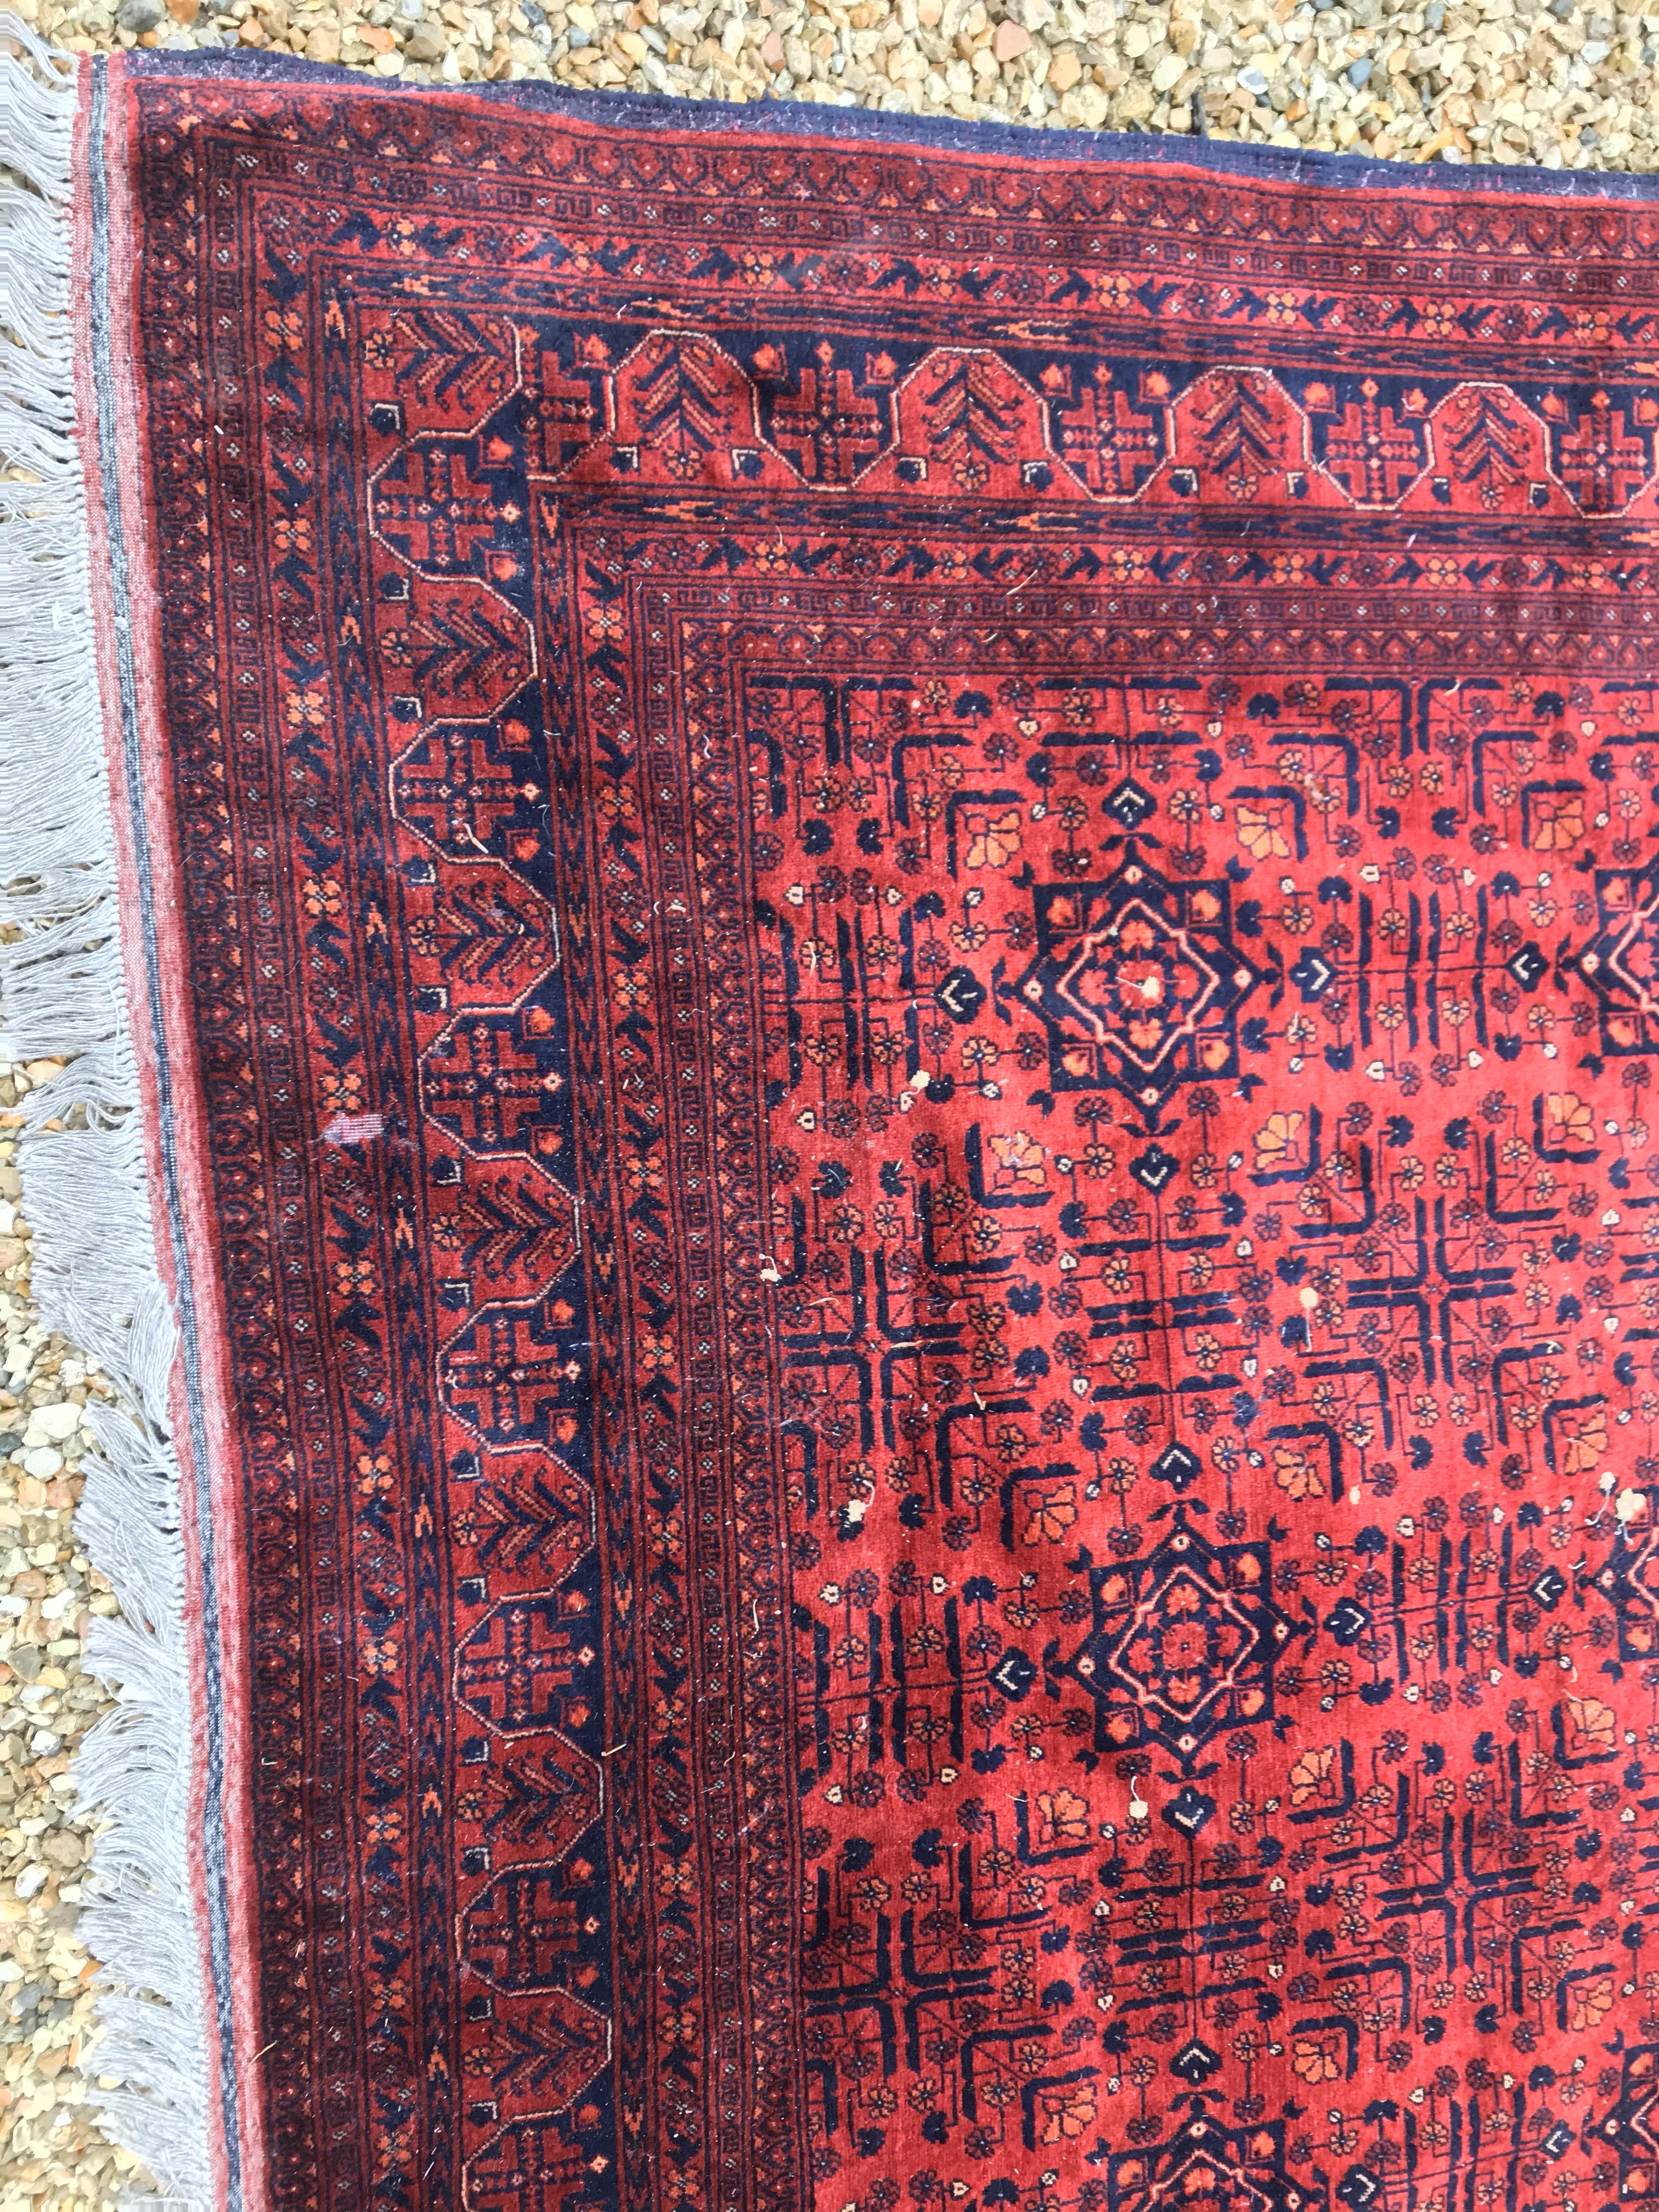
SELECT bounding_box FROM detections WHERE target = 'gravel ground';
[18,0,1659,166]
[4,0,1659,2203]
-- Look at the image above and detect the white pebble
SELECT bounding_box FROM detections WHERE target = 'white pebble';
[28,1402,81,1443]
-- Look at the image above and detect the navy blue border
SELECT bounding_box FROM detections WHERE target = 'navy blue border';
[127,41,1659,202]
[88,55,247,2212]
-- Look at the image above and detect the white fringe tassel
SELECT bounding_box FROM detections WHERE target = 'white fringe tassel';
[0,16,213,2202]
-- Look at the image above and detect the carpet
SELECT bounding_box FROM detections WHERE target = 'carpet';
[3,23,1659,2212]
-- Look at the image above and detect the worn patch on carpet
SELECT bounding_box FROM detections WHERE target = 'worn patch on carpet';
[4,27,1659,2212]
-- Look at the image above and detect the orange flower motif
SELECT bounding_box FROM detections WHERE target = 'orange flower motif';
[301,876,344,918]
[964,806,1023,870]
[624,1148,665,1195]
[1023,1481,1079,1546]
[1274,1444,1322,1503]
[1291,2034,1341,2085]
[1289,1743,1338,1809]
[355,1452,394,1500]
[1532,793,1585,850]
[640,1330,678,1375]
[988,1130,1046,1191]
[1037,2081,1097,2144]
[1572,1976,1613,2031]
[1035,1787,1091,1846]
[1234,800,1291,860]
[595,780,639,825]
[286,686,329,731]
[1565,1696,1616,1752]
[1252,1111,1305,1173]
[1543,1092,1595,1151]
[319,1070,366,1115]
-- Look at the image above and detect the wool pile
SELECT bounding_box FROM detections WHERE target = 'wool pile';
[1,31,1657,2212]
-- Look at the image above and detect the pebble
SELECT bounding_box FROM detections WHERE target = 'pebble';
[24,1407,78,1447]
[24,0,1659,166]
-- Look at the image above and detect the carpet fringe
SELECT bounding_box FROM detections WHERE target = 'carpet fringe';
[0,17,215,2202]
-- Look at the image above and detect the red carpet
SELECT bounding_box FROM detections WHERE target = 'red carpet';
[7,33,1659,2212]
